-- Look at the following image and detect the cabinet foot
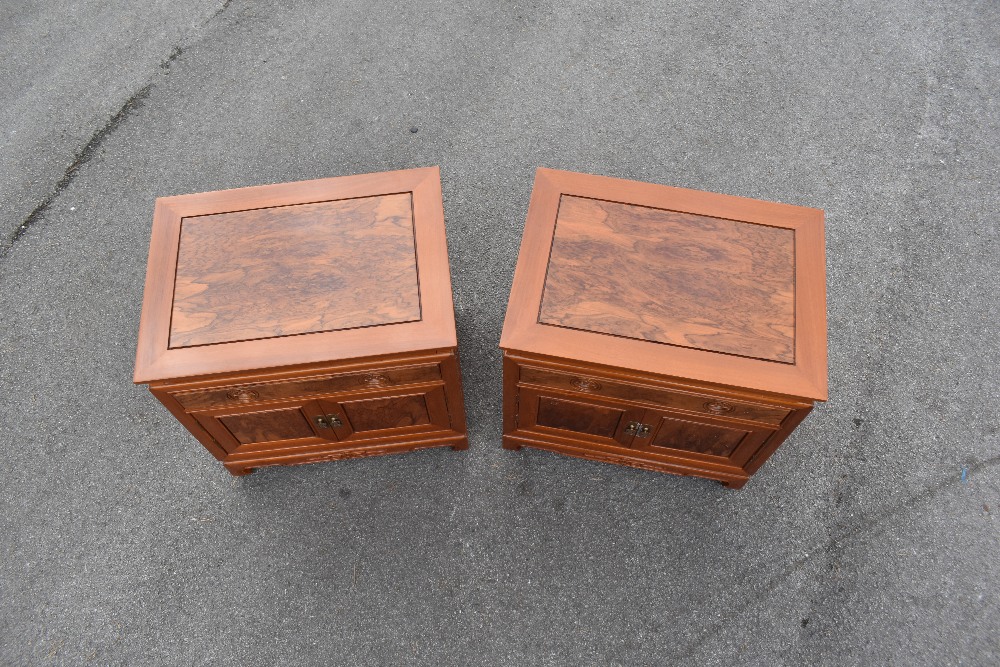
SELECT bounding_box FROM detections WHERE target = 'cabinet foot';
[228,467,255,477]
[502,437,523,451]
[723,478,748,489]
[450,439,469,451]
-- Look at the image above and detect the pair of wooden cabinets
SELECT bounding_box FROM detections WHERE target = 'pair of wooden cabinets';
[135,167,826,487]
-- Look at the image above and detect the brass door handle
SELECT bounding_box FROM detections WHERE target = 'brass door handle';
[314,414,344,429]
[625,422,651,438]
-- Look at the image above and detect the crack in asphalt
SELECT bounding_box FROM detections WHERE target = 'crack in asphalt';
[672,451,1000,662]
[1,83,153,259]
[207,0,233,24]
[0,0,235,260]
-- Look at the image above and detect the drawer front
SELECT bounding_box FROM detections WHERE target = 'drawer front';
[173,363,442,411]
[518,366,791,426]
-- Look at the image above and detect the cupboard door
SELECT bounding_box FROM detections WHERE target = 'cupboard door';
[194,399,334,454]
[633,409,772,467]
[516,386,646,448]
[317,384,452,443]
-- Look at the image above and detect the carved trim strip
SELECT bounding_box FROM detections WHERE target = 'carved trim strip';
[249,444,441,468]
[570,377,602,392]
[358,373,394,388]
[226,388,260,403]
[703,399,736,415]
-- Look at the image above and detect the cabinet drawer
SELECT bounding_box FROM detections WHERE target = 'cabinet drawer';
[173,364,442,411]
[518,366,790,426]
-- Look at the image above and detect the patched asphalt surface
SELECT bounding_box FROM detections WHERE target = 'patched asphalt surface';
[1,1,998,665]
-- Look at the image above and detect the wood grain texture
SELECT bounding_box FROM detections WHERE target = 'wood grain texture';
[220,407,317,445]
[536,395,624,439]
[501,353,523,450]
[170,193,419,348]
[341,393,430,431]
[539,195,796,363]
[494,168,825,485]
[191,395,333,454]
[645,415,748,457]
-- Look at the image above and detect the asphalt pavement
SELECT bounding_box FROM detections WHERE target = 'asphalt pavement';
[1,1,998,665]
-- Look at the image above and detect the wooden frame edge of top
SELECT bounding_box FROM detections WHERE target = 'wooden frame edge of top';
[534,167,825,221]
[134,167,455,385]
[152,167,441,213]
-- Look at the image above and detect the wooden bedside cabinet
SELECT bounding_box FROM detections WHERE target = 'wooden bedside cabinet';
[499,168,827,489]
[134,168,468,476]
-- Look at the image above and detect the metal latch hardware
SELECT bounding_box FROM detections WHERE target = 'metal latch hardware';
[314,414,343,429]
[625,421,652,438]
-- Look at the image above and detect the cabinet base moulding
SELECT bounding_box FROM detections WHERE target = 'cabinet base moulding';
[225,433,469,476]
[502,433,750,488]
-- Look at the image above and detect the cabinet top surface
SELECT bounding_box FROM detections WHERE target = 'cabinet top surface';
[135,168,456,383]
[501,169,828,401]
[540,195,796,363]
[170,193,420,348]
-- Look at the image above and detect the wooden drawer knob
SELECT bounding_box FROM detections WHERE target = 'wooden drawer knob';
[359,373,393,388]
[703,399,735,414]
[570,377,602,392]
[226,388,260,403]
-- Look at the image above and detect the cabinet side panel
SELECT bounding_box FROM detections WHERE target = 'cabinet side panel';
[439,350,468,435]
[148,386,228,461]
[742,404,814,476]
[502,353,520,438]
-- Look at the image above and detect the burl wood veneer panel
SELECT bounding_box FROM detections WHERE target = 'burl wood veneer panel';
[539,195,796,363]
[170,193,420,348]
[536,395,624,439]
[646,415,749,458]
[341,394,431,431]
[220,408,316,445]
